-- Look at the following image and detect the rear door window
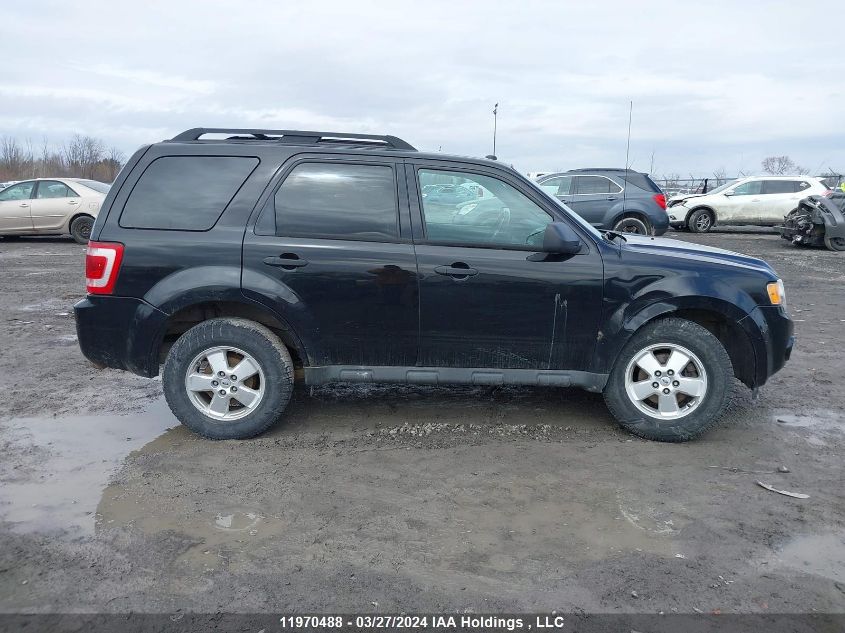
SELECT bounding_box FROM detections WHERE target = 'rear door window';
[36,180,78,199]
[762,180,799,194]
[120,156,259,230]
[576,176,621,195]
[273,162,399,241]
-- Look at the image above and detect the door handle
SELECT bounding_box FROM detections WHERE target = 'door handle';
[434,263,478,278]
[263,254,309,269]
[19,203,29,207]
[606,196,618,201]
[68,200,79,205]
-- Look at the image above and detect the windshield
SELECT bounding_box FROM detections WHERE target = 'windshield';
[72,179,111,194]
[705,179,739,195]
[524,178,603,239]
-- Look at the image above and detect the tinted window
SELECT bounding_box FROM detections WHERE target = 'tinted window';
[576,175,621,195]
[731,180,763,196]
[274,163,398,240]
[419,169,552,248]
[36,180,77,199]
[121,156,258,230]
[0,181,34,201]
[762,180,799,194]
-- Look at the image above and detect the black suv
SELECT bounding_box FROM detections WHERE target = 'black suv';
[75,128,793,442]
[537,169,669,235]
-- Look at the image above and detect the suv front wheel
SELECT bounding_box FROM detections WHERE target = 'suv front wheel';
[162,318,294,439]
[603,318,732,442]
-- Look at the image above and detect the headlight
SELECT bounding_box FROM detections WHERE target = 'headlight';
[767,279,786,306]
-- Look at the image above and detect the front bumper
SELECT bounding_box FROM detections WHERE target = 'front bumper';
[74,295,168,377]
[743,305,794,387]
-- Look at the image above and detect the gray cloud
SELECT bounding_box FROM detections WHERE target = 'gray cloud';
[1,0,842,176]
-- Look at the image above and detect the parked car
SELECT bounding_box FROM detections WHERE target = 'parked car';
[667,176,829,233]
[536,169,668,236]
[74,127,793,443]
[0,178,110,243]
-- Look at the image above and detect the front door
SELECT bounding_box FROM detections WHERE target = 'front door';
[721,180,763,224]
[0,181,35,233]
[30,180,82,231]
[242,157,418,367]
[410,163,604,370]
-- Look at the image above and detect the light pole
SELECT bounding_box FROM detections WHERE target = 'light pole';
[492,103,498,157]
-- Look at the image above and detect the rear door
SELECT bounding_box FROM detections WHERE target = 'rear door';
[0,181,35,233]
[242,156,418,367]
[30,180,82,231]
[569,175,623,225]
[759,180,804,223]
[409,161,604,370]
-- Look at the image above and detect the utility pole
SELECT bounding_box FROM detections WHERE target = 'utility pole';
[492,103,498,157]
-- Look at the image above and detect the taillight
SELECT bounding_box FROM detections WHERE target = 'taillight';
[85,241,124,295]
[653,193,667,210]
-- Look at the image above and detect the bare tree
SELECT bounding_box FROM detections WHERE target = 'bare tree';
[0,135,124,181]
[0,137,33,180]
[761,155,808,175]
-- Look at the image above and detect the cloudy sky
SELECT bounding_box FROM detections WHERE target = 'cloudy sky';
[1,0,842,177]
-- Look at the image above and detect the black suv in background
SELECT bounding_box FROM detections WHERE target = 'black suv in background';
[537,168,668,235]
[75,128,793,442]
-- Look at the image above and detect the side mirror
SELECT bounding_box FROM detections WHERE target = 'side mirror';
[541,222,582,255]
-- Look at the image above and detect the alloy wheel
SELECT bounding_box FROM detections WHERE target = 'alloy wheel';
[624,343,708,420]
[184,346,265,420]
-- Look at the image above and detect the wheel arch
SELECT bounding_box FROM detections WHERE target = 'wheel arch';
[154,299,309,371]
[66,211,96,233]
[597,300,758,388]
[686,205,717,225]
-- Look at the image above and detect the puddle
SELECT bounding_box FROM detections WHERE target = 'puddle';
[774,533,845,582]
[0,399,177,536]
[774,410,844,447]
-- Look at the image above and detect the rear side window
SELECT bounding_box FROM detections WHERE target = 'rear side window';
[576,175,622,195]
[274,162,398,240]
[120,156,258,230]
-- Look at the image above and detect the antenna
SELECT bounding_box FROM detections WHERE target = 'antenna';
[622,100,633,223]
[492,103,499,157]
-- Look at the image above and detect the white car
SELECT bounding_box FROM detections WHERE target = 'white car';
[0,178,109,243]
[667,176,829,233]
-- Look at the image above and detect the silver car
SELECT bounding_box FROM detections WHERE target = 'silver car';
[0,178,109,243]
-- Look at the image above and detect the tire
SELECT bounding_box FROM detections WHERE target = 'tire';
[162,317,294,439]
[613,215,651,235]
[70,215,94,244]
[603,317,733,442]
[688,208,714,233]
[824,235,845,251]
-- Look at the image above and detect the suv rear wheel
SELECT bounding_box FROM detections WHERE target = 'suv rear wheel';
[162,317,294,439]
[613,215,651,235]
[603,317,732,442]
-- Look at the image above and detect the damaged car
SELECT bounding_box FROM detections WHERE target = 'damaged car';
[777,191,845,251]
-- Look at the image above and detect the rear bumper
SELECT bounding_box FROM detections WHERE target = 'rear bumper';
[74,295,168,377]
[743,305,794,387]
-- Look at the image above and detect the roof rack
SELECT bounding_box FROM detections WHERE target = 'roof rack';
[170,128,416,151]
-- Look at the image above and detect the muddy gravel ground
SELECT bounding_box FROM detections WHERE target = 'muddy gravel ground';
[0,231,843,619]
